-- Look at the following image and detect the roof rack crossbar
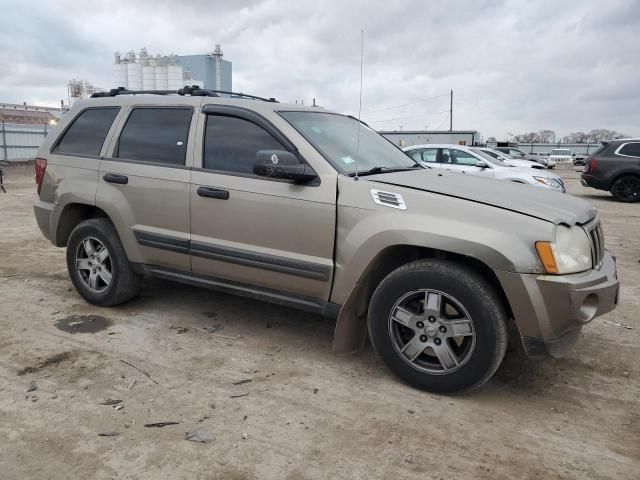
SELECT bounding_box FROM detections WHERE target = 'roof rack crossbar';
[91,86,277,102]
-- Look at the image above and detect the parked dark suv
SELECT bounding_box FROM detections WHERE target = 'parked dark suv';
[581,139,640,202]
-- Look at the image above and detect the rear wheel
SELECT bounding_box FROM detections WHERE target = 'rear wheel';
[610,175,640,202]
[66,218,142,306]
[368,259,507,394]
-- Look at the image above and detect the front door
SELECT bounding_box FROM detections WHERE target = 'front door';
[441,148,494,177]
[190,109,337,301]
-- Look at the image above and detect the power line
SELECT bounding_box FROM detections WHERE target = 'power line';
[367,109,450,124]
[362,93,450,114]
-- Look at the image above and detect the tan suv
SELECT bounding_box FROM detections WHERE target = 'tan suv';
[33,87,620,393]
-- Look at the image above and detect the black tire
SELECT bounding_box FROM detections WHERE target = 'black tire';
[610,175,640,203]
[368,259,507,394]
[66,218,142,306]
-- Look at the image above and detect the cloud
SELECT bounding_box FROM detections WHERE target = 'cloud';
[0,0,638,137]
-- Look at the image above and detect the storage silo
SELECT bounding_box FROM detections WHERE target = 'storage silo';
[113,58,129,89]
[127,62,142,90]
[155,60,168,90]
[142,65,156,90]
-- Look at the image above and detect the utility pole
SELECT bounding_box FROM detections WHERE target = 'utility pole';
[449,89,453,132]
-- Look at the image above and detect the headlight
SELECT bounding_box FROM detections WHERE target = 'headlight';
[535,226,592,274]
[533,176,564,191]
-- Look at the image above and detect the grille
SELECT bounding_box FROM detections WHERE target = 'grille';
[370,189,407,210]
[584,219,605,269]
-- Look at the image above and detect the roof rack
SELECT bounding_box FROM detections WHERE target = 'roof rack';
[91,85,278,102]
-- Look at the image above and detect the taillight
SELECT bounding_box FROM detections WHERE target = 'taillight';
[35,158,47,194]
[587,158,597,174]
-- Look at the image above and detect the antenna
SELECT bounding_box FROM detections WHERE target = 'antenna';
[354,29,364,180]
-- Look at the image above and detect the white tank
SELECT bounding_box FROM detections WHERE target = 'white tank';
[113,63,128,89]
[167,65,183,90]
[127,62,142,90]
[142,65,156,90]
[155,65,168,90]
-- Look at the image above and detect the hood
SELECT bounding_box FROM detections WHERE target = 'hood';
[504,159,545,170]
[366,169,595,225]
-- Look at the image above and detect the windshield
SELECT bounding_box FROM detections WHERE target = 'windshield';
[279,111,419,175]
[471,149,503,165]
[552,149,571,155]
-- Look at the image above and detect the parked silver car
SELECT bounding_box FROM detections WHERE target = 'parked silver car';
[403,144,566,192]
[495,147,556,169]
[475,147,546,170]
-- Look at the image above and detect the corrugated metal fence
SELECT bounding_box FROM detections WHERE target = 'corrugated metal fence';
[0,122,49,162]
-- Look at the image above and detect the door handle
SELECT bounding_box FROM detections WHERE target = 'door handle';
[103,173,129,185]
[197,186,229,200]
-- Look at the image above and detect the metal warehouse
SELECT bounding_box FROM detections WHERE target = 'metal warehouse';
[380,130,480,147]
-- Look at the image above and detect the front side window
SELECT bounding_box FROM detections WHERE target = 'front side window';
[279,111,419,175]
[444,149,479,166]
[116,108,192,165]
[618,142,640,157]
[54,107,119,157]
[203,115,287,174]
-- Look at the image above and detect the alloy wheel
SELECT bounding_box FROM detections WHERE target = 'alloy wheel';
[388,289,476,375]
[75,237,112,293]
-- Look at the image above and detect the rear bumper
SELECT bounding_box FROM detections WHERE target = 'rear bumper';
[581,174,609,191]
[496,252,619,358]
[33,200,55,242]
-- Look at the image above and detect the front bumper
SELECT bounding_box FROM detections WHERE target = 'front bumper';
[496,252,619,358]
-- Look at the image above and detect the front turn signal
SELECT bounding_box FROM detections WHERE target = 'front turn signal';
[535,241,559,274]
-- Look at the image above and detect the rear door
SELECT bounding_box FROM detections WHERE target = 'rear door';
[97,103,197,272]
[189,107,337,301]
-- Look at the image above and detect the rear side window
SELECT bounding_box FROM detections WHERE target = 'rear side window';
[54,107,119,157]
[116,108,192,165]
[618,142,640,157]
[409,148,438,163]
[203,115,286,174]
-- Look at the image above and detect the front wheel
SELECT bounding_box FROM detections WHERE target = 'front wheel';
[610,175,640,203]
[368,259,507,394]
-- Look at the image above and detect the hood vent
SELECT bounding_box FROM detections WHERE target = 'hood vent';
[371,189,407,210]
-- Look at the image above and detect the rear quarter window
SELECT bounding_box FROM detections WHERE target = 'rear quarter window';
[53,107,120,157]
[618,142,640,158]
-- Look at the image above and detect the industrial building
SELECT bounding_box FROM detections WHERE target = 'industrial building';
[113,45,232,91]
[380,130,480,147]
[0,103,61,125]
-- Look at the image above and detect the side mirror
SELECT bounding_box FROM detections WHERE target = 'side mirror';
[253,150,318,184]
[475,160,490,169]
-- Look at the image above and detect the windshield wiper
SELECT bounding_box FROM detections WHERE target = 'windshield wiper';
[348,165,422,177]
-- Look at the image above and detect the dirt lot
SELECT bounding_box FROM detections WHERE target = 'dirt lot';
[0,163,638,479]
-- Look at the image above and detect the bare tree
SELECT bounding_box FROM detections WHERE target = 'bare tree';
[562,129,628,143]
[512,130,556,143]
[538,129,556,143]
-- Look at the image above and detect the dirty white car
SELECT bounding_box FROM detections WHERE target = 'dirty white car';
[404,144,565,192]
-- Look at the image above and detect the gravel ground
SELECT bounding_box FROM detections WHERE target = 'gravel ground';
[0,163,638,479]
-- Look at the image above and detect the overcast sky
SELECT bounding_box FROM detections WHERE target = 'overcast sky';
[1,0,638,138]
